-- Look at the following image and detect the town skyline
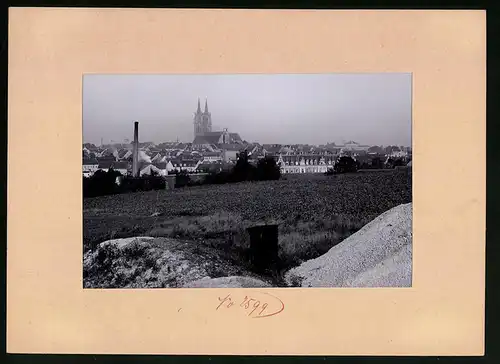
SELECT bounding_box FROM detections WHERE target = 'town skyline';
[83,74,412,146]
[83,137,411,149]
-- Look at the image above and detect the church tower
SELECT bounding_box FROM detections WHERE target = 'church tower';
[193,97,212,139]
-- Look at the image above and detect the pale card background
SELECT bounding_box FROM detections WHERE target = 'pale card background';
[7,8,485,355]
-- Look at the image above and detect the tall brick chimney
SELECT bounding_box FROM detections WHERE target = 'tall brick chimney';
[132,121,139,177]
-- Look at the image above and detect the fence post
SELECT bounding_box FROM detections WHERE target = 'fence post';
[246,224,279,275]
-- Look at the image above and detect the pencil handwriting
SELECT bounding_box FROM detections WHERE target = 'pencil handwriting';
[216,292,284,318]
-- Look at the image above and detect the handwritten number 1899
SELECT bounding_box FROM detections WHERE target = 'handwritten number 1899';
[240,296,268,317]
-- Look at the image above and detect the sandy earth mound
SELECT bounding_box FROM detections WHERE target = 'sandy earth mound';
[284,203,412,287]
[83,237,256,288]
[183,276,272,288]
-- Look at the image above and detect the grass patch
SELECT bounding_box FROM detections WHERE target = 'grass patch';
[143,211,370,274]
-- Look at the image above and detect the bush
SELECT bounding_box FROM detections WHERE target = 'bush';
[324,168,335,176]
[371,157,384,169]
[256,156,281,181]
[199,152,281,186]
[230,150,257,182]
[119,174,166,193]
[334,156,358,174]
[83,169,166,198]
[385,158,405,169]
[203,171,232,185]
[83,169,122,198]
[175,170,191,188]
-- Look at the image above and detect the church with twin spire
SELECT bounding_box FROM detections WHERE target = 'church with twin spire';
[192,97,243,147]
[193,97,212,137]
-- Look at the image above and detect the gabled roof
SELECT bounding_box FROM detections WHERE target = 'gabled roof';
[98,160,114,169]
[112,161,129,170]
[153,162,167,169]
[140,164,162,176]
[229,133,242,142]
[117,149,128,159]
[220,143,244,151]
[151,153,162,162]
[138,142,155,148]
[83,143,98,151]
[97,155,116,162]
[193,134,222,145]
[179,151,193,158]
[203,151,222,157]
[83,158,99,165]
[170,159,199,167]
[263,146,282,154]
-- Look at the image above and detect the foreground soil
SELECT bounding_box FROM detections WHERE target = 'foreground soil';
[84,236,272,288]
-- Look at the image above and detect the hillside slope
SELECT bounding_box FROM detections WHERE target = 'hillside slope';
[284,203,412,287]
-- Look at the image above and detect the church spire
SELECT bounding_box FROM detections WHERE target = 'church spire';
[197,98,201,113]
[204,97,209,113]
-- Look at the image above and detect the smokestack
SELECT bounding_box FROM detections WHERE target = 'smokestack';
[132,121,139,177]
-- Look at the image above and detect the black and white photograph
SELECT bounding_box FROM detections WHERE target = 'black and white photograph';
[82,73,413,289]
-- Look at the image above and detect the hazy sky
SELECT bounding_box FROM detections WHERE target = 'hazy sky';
[83,73,412,146]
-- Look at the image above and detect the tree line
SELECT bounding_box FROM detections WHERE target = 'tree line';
[175,150,281,188]
[83,169,166,198]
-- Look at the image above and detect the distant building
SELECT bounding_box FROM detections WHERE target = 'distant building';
[202,151,223,163]
[139,164,163,177]
[340,141,371,152]
[83,158,99,177]
[166,159,201,173]
[193,130,243,147]
[150,152,163,163]
[191,98,243,148]
[389,150,408,159]
[276,154,335,174]
[111,161,129,175]
[117,149,132,160]
[152,162,168,176]
[193,97,212,138]
[222,144,244,162]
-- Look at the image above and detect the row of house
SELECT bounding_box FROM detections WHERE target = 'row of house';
[83,158,207,178]
[83,140,412,177]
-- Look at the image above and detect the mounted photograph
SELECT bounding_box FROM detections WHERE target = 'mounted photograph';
[82,73,413,289]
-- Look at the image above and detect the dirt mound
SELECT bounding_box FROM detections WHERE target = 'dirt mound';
[83,237,253,288]
[183,276,272,288]
[284,203,412,287]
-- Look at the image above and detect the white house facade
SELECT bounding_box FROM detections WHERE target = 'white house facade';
[83,159,99,177]
[202,153,223,163]
[389,150,408,159]
[276,154,335,174]
[140,164,164,176]
[166,159,201,173]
